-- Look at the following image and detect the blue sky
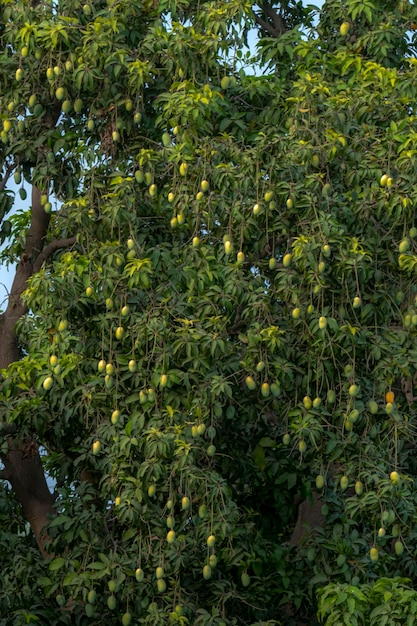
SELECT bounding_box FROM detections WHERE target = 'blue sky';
[0,181,19,313]
[0,262,11,312]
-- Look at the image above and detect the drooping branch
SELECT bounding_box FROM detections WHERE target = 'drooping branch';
[254,1,286,38]
[33,236,76,273]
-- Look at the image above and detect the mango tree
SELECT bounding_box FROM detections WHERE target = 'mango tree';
[2,0,417,625]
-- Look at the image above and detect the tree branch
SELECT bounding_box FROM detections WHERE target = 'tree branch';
[0,160,17,192]
[25,186,51,260]
[33,236,76,273]
[0,186,55,368]
[254,1,286,38]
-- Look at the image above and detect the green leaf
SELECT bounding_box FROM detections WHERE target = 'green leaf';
[49,558,66,572]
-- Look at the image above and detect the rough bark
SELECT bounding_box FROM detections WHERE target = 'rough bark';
[0,187,49,368]
[0,440,56,558]
[289,491,325,546]
[0,186,74,557]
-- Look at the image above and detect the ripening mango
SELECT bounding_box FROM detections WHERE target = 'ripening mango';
[292,307,300,320]
[340,21,350,36]
[115,326,124,340]
[57,319,68,331]
[385,390,395,404]
[246,376,256,390]
[167,530,176,544]
[209,554,218,567]
[303,396,312,410]
[122,612,132,625]
[111,409,120,424]
[340,475,349,490]
[43,376,53,391]
[327,389,336,403]
[135,568,144,582]
[298,439,307,454]
[399,239,410,253]
[220,76,230,89]
[87,590,97,604]
[107,595,116,610]
[348,384,359,397]
[224,240,232,255]
[207,444,216,457]
[349,409,359,423]
[318,316,327,330]
[390,470,400,484]
[370,547,379,562]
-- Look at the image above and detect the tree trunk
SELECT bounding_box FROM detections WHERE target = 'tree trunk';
[0,441,56,557]
[0,186,66,557]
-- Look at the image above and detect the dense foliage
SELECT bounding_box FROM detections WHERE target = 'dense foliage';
[2,0,417,624]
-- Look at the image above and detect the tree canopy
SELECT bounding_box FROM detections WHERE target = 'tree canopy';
[2,0,417,624]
